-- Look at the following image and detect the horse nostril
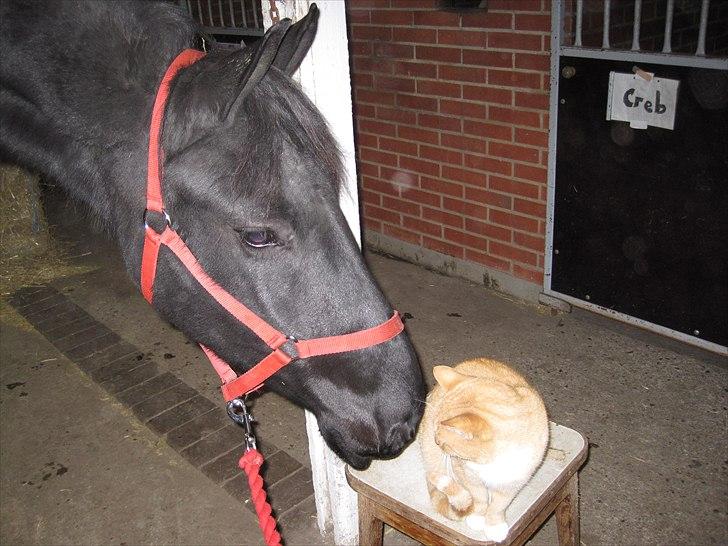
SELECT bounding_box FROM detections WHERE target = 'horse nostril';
[381,421,415,457]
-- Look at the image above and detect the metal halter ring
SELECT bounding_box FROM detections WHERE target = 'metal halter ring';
[143,208,171,231]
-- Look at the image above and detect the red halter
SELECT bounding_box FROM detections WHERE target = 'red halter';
[140,49,405,401]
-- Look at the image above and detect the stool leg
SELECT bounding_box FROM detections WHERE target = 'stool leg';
[358,495,384,546]
[555,474,580,546]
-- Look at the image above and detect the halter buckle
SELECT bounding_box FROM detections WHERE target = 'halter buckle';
[278,335,299,361]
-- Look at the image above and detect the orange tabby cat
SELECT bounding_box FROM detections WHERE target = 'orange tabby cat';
[419,358,549,542]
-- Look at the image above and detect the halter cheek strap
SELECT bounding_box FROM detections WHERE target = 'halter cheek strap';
[141,49,405,400]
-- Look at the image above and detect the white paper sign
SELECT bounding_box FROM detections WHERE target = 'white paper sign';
[606,71,680,130]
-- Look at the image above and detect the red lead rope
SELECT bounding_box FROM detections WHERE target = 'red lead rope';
[240,449,282,546]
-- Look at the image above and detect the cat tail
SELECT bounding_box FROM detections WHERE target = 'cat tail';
[426,476,473,521]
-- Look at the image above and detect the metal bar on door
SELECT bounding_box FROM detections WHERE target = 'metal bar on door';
[196,0,204,24]
[207,0,214,26]
[696,0,710,56]
[662,0,674,53]
[218,0,225,27]
[574,0,583,47]
[251,0,259,28]
[631,0,642,51]
[240,0,248,28]
[602,0,611,49]
[229,0,235,26]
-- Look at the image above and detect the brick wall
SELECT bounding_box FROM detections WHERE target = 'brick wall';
[347,0,552,290]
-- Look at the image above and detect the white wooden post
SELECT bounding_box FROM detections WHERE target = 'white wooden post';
[264,2,360,544]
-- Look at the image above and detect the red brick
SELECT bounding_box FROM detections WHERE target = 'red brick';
[373,42,414,59]
[371,9,413,25]
[355,103,376,118]
[514,91,549,110]
[515,13,551,31]
[356,133,378,149]
[374,75,416,93]
[377,106,417,125]
[418,113,462,133]
[464,218,512,242]
[417,79,462,99]
[463,120,512,142]
[380,137,417,156]
[514,231,545,252]
[440,99,487,119]
[463,85,512,105]
[441,133,487,154]
[513,264,544,284]
[397,93,438,111]
[362,189,381,206]
[400,156,440,177]
[347,0,389,7]
[360,147,398,166]
[443,197,487,219]
[513,197,546,218]
[439,65,487,84]
[487,32,543,51]
[393,27,437,44]
[365,204,400,224]
[363,176,399,197]
[359,118,397,138]
[423,237,464,259]
[423,207,463,228]
[383,195,420,217]
[463,154,512,176]
[462,50,514,68]
[461,11,513,29]
[404,216,442,237]
[515,128,548,148]
[395,61,437,78]
[406,188,442,208]
[419,145,463,166]
[488,69,542,90]
[489,106,540,128]
[444,228,487,251]
[347,9,371,25]
[350,41,372,57]
[513,163,548,183]
[352,72,373,88]
[416,46,462,64]
[443,165,487,187]
[489,209,539,232]
[351,25,392,41]
[380,167,418,189]
[363,217,382,232]
[489,141,539,163]
[413,11,460,26]
[438,29,488,47]
[398,125,439,145]
[515,53,550,71]
[489,175,540,199]
[465,249,510,271]
[489,241,538,266]
[353,56,392,74]
[356,89,396,106]
[421,177,464,198]
[383,224,422,246]
[464,187,512,209]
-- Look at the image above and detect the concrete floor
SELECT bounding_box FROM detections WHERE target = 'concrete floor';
[1,195,726,545]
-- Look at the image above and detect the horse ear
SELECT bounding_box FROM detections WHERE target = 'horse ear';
[272,3,320,75]
[222,18,292,121]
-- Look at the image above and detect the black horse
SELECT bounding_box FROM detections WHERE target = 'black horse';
[0,0,425,470]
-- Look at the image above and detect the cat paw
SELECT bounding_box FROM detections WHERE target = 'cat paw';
[483,522,509,542]
[465,515,486,531]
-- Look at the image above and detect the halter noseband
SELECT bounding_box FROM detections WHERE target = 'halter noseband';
[140,49,405,401]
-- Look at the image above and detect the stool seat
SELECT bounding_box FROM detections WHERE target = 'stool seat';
[346,422,588,546]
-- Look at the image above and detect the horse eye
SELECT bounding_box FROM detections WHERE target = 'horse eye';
[241,229,279,248]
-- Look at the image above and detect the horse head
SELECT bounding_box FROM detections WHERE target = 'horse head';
[140,6,425,469]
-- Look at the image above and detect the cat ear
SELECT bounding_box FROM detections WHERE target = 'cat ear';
[440,413,490,440]
[433,366,467,391]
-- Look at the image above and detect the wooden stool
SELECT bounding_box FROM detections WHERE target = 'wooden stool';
[346,423,588,546]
